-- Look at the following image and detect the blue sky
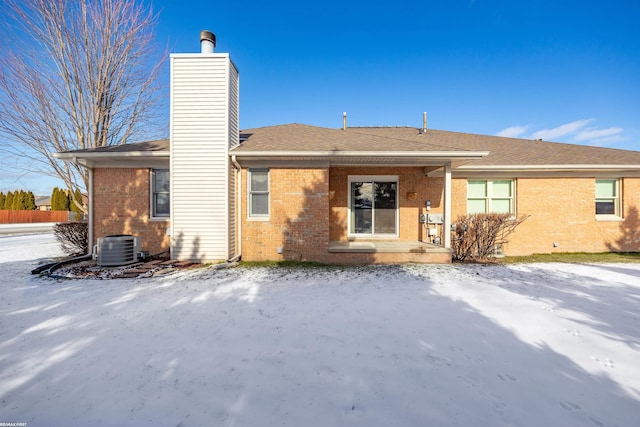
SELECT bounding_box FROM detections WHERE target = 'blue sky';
[2,0,639,195]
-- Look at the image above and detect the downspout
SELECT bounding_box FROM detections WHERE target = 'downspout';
[60,156,93,255]
[229,155,242,262]
[88,168,94,255]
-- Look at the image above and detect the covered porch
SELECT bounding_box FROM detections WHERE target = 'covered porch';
[232,125,489,264]
[327,163,458,254]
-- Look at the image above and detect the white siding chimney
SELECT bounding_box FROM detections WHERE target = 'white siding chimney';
[170,32,240,262]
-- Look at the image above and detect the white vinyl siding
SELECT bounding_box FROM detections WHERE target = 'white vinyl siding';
[227,65,239,258]
[228,63,240,150]
[170,54,239,261]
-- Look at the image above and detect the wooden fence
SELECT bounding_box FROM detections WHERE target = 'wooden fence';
[0,210,72,224]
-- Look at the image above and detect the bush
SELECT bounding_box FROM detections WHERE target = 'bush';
[452,213,528,261]
[54,222,88,255]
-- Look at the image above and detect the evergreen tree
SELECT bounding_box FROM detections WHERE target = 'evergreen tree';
[70,188,84,213]
[21,191,27,209]
[0,192,5,209]
[51,187,60,211]
[51,188,71,211]
[4,191,14,210]
[26,191,36,210]
[57,187,65,210]
[12,190,26,210]
[61,190,71,211]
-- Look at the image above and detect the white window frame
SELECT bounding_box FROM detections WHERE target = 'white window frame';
[248,168,270,220]
[150,169,170,219]
[595,178,622,219]
[348,175,399,238]
[467,179,515,215]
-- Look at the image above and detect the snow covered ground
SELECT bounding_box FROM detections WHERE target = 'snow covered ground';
[1,233,639,427]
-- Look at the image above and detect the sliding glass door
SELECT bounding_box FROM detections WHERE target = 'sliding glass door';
[350,177,398,236]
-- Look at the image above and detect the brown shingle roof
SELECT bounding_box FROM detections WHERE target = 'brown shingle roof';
[233,123,471,153]
[58,124,640,168]
[343,127,640,166]
[234,124,640,166]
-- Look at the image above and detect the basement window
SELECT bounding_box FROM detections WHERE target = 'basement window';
[151,169,170,218]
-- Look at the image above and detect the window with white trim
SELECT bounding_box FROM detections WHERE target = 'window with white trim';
[349,176,398,236]
[151,169,170,218]
[249,169,269,218]
[596,179,621,217]
[467,179,514,214]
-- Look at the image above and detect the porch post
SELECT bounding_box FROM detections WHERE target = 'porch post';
[443,163,452,249]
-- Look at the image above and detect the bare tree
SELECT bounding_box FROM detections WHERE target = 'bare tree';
[0,0,166,212]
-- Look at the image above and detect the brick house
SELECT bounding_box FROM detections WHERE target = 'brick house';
[55,31,640,264]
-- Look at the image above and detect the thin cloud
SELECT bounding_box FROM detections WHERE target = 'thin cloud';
[530,119,595,141]
[573,127,623,142]
[496,119,627,148]
[581,135,627,147]
[496,125,529,138]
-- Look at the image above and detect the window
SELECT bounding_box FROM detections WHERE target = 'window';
[151,169,170,218]
[349,176,398,236]
[249,169,269,218]
[467,180,514,214]
[596,179,621,217]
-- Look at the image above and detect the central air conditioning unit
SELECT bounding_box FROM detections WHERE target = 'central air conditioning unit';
[96,235,141,267]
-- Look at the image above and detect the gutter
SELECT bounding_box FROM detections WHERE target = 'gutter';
[457,164,640,171]
[53,151,170,168]
[231,150,489,159]
[54,151,170,160]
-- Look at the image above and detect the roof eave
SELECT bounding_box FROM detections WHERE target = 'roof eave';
[455,164,640,178]
[231,150,488,157]
[232,150,489,167]
[54,151,169,162]
[457,164,640,171]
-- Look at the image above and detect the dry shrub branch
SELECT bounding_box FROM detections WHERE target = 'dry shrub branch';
[452,213,529,261]
[54,222,88,255]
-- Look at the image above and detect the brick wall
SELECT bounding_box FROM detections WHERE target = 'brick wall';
[91,166,638,262]
[240,166,449,262]
[93,168,169,254]
[241,167,330,261]
[451,177,640,255]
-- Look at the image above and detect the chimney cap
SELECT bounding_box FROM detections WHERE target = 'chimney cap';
[200,30,216,47]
